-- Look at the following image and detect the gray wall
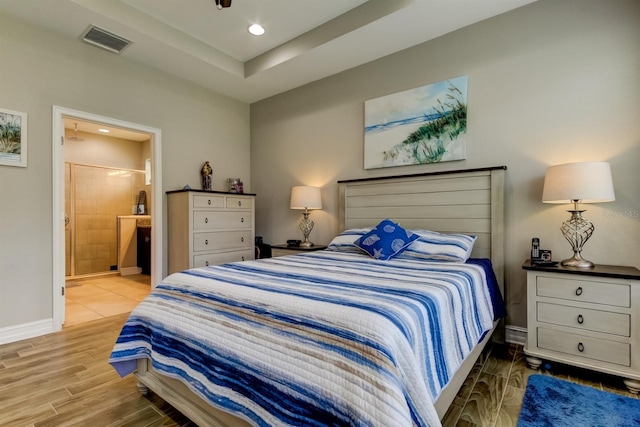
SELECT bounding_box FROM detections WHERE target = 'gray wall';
[250,0,640,329]
[0,14,250,329]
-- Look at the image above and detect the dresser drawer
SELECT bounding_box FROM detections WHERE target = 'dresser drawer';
[537,276,630,307]
[226,196,253,209]
[193,211,252,230]
[193,195,225,208]
[193,230,253,252]
[537,328,630,367]
[194,249,254,267]
[537,302,630,337]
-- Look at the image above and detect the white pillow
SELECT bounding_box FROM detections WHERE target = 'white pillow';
[396,229,477,262]
[326,228,372,253]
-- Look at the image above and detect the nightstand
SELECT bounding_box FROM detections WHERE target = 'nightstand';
[271,244,327,257]
[523,260,640,393]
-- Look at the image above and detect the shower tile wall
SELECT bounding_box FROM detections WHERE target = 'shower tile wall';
[69,164,146,276]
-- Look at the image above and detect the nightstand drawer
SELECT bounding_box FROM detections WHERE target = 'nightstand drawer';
[270,245,328,258]
[537,302,630,336]
[194,230,253,252]
[272,248,306,257]
[538,328,630,367]
[537,276,630,307]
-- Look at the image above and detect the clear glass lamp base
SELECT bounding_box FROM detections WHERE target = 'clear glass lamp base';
[560,209,595,269]
[299,211,315,247]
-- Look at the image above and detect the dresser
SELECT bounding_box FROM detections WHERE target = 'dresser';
[523,260,640,393]
[167,190,255,274]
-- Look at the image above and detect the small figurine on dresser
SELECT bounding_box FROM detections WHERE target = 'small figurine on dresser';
[201,161,212,191]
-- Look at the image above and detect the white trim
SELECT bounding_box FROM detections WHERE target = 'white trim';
[505,325,527,346]
[120,266,142,276]
[0,319,54,345]
[52,106,163,332]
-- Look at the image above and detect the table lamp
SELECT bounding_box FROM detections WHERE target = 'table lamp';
[542,161,615,268]
[290,186,322,247]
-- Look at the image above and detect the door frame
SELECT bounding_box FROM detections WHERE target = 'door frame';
[52,106,163,329]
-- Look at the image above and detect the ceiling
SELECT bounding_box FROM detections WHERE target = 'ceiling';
[1,0,536,105]
[63,118,151,141]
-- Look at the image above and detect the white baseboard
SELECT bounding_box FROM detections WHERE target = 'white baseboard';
[505,325,527,346]
[120,266,142,276]
[0,318,55,345]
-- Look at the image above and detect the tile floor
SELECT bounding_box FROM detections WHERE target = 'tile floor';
[64,274,151,327]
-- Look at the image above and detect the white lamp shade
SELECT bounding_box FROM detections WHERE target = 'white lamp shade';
[542,161,615,204]
[290,186,322,210]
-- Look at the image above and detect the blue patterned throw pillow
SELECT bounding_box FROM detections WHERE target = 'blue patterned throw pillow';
[355,219,418,260]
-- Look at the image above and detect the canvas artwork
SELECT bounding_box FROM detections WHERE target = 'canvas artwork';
[364,76,468,169]
[0,108,28,167]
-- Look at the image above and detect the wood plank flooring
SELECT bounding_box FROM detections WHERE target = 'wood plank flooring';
[0,314,195,427]
[1,311,637,426]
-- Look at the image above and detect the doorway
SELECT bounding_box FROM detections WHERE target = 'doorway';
[52,106,162,330]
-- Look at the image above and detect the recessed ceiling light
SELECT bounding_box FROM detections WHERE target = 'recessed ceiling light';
[248,24,265,36]
[98,128,110,133]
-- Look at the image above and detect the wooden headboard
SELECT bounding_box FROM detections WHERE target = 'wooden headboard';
[337,166,506,295]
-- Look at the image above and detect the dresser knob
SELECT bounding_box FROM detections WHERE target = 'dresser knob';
[241,217,244,223]
[238,201,242,206]
[205,261,209,266]
[208,199,211,205]
[577,314,584,324]
[205,217,208,223]
[241,237,244,242]
[205,239,208,245]
[242,256,245,261]
[575,287,583,296]
[577,342,584,352]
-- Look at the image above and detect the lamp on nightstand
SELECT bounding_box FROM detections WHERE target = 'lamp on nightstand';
[290,186,322,247]
[542,161,615,268]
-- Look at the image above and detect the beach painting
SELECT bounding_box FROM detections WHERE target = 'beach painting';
[364,76,467,169]
[0,108,27,167]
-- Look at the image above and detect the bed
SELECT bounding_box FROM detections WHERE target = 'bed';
[110,166,507,427]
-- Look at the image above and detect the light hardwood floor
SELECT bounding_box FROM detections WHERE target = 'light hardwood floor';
[1,296,637,426]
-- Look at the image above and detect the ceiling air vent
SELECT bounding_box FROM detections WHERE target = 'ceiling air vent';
[80,25,132,54]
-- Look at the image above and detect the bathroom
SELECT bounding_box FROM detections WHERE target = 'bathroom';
[64,120,152,280]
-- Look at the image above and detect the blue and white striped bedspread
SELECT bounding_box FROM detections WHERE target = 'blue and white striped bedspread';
[110,251,496,427]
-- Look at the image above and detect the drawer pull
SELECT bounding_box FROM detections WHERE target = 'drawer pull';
[578,342,584,352]
[241,237,244,242]
[205,261,210,266]
[205,217,209,224]
[577,314,584,324]
[575,287,583,296]
[208,199,211,205]
[238,201,242,206]
[205,239,208,245]
[241,217,244,223]
[242,256,245,261]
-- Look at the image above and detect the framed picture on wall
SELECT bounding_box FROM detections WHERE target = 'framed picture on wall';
[364,76,468,169]
[0,107,28,168]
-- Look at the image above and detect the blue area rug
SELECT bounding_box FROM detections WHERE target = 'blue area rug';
[518,374,640,427]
